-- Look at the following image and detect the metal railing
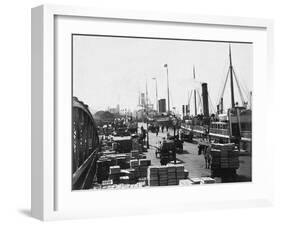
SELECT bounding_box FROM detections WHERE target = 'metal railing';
[209,128,229,136]
[72,147,99,190]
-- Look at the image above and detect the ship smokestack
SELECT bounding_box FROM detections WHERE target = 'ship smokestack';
[186,105,189,116]
[201,83,209,117]
[182,105,185,117]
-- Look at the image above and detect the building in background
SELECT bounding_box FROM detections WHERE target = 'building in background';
[140,93,146,107]
[158,99,166,113]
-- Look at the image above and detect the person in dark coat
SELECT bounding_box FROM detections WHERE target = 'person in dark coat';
[155,125,159,136]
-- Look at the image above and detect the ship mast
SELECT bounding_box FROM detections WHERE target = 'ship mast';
[229,45,235,108]
[193,65,197,116]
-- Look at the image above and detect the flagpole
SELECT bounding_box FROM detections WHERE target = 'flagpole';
[164,64,170,113]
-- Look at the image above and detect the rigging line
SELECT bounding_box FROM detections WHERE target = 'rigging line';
[196,89,203,113]
[239,74,251,101]
[240,82,249,101]
[234,68,249,99]
[216,56,230,104]
[188,90,192,106]
[208,93,215,114]
[168,88,174,113]
[232,69,246,104]
[218,67,230,105]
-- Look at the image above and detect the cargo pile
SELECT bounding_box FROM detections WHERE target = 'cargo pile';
[115,156,130,169]
[201,177,216,184]
[121,169,137,184]
[96,154,129,183]
[102,179,113,186]
[179,179,193,186]
[131,150,140,159]
[189,177,201,184]
[96,159,111,183]
[147,166,159,186]
[159,166,168,186]
[130,159,151,178]
[175,164,185,182]
[119,176,130,184]
[94,182,146,190]
[147,164,187,186]
[112,137,132,153]
[167,165,177,185]
[130,159,139,168]
[139,159,151,177]
[96,153,151,186]
[108,165,121,184]
[179,177,216,186]
[211,143,239,169]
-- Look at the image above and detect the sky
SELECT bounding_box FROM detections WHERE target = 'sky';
[73,35,253,115]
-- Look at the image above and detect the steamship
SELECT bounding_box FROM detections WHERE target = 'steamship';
[181,45,252,151]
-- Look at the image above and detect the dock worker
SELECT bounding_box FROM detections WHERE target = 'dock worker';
[155,124,159,136]
[204,144,212,169]
[159,137,168,165]
[161,125,164,133]
[140,126,146,139]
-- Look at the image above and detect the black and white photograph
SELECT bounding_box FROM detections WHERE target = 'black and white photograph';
[72,34,252,190]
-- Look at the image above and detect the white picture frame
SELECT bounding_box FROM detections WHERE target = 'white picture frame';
[31,4,274,221]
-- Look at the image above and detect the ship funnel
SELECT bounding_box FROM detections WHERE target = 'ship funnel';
[201,83,209,117]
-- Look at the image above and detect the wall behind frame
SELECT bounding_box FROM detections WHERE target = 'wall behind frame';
[0,0,280,225]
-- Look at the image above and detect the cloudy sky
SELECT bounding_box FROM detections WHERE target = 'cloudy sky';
[73,35,252,115]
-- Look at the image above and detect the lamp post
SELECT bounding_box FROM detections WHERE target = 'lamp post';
[146,111,150,149]
[152,77,158,112]
[145,80,150,149]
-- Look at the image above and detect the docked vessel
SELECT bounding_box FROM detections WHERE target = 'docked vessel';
[181,45,252,152]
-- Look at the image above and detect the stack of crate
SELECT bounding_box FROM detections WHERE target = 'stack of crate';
[131,150,139,159]
[147,166,159,186]
[158,166,168,186]
[211,143,239,169]
[139,159,151,166]
[218,144,235,168]
[175,164,185,184]
[101,179,113,186]
[130,159,140,178]
[184,169,189,179]
[108,165,120,184]
[116,156,129,169]
[120,176,130,184]
[138,159,151,178]
[109,165,121,174]
[138,154,146,159]
[130,159,139,168]
[128,168,137,184]
[179,179,194,186]
[210,149,221,169]
[189,177,201,184]
[220,149,229,168]
[121,169,137,184]
[201,177,216,184]
[167,165,177,185]
[96,159,111,183]
[138,177,147,186]
[227,150,239,168]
